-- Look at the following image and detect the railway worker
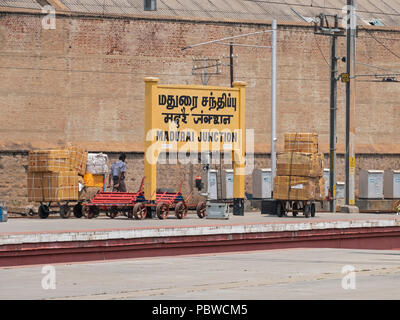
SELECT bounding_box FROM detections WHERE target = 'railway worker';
[108,153,127,192]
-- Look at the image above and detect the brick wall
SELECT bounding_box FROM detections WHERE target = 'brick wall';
[1,11,400,206]
[1,13,400,153]
[2,151,400,207]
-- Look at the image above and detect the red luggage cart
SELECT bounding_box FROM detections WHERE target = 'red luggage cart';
[83,178,147,219]
[143,179,194,220]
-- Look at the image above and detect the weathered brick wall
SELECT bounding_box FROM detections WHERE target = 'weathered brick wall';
[2,151,400,207]
[1,11,400,207]
[1,13,400,153]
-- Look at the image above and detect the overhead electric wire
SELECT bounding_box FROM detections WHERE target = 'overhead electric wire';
[314,34,330,67]
[357,61,400,73]
[358,26,400,60]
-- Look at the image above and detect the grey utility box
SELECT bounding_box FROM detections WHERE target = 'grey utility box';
[359,170,384,199]
[206,202,229,219]
[384,170,400,199]
[222,169,234,199]
[252,168,272,199]
[336,182,345,199]
[207,170,218,200]
[323,168,330,198]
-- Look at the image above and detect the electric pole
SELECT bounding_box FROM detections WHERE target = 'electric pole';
[314,14,344,212]
[230,42,234,87]
[345,0,357,209]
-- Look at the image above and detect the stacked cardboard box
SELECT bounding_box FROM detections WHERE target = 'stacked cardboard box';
[28,149,71,173]
[66,145,88,176]
[27,146,87,202]
[284,132,319,153]
[273,133,325,200]
[27,171,79,202]
[276,152,323,177]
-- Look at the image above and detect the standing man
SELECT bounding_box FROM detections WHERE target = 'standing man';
[109,153,127,192]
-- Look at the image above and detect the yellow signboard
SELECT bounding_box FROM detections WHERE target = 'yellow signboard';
[144,78,246,201]
[341,73,350,83]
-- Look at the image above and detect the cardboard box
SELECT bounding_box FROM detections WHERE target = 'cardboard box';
[273,176,317,200]
[28,171,79,202]
[28,149,71,173]
[66,145,88,176]
[315,177,326,201]
[27,172,44,202]
[42,185,78,201]
[28,146,88,175]
[284,133,319,153]
[276,152,324,177]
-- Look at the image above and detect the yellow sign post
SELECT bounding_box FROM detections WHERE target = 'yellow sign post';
[144,78,246,211]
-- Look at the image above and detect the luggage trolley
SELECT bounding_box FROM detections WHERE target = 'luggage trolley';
[37,174,107,219]
[83,178,146,219]
[147,179,193,220]
[274,199,322,218]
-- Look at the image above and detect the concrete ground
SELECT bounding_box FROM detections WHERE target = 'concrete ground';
[1,211,399,234]
[0,248,399,300]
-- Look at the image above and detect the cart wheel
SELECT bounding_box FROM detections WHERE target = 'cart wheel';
[73,203,83,218]
[311,203,316,217]
[292,202,298,217]
[25,205,36,217]
[84,206,97,219]
[196,201,206,218]
[175,202,188,219]
[38,204,50,219]
[59,204,71,219]
[304,204,311,218]
[156,202,169,219]
[109,206,119,219]
[132,202,147,220]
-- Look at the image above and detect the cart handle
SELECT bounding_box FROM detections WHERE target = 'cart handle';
[178,178,184,193]
[138,177,145,193]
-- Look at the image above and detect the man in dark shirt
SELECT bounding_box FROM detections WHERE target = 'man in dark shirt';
[108,153,127,192]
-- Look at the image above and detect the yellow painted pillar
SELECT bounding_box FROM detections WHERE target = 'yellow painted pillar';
[144,77,159,201]
[232,81,246,200]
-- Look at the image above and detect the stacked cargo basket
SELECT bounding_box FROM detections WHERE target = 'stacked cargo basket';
[273,133,325,217]
[27,145,88,219]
